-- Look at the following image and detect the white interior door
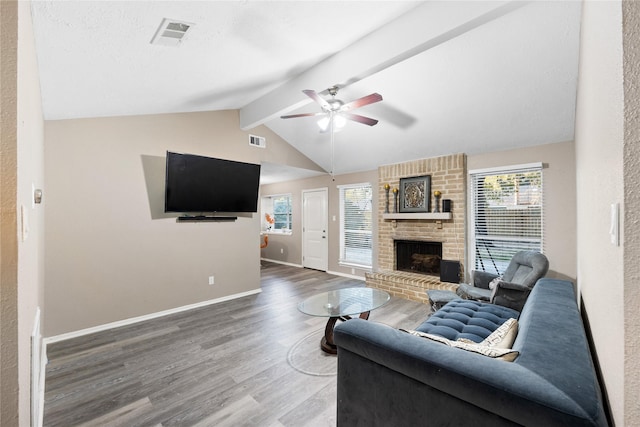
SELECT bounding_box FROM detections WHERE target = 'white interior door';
[302,188,328,271]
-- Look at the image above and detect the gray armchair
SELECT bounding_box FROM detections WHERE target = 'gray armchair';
[456,251,549,311]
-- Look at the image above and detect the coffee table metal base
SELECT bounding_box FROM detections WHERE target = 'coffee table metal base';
[321,311,370,354]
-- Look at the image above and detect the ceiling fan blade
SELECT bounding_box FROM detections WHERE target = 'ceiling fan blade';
[340,93,383,111]
[280,112,323,119]
[343,112,379,126]
[303,89,331,110]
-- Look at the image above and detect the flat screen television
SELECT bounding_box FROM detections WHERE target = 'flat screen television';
[164,151,261,213]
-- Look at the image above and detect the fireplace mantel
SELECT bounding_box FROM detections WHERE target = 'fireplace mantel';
[382,212,451,220]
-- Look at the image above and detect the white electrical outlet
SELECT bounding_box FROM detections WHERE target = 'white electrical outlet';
[280,248,284,254]
[208,276,215,285]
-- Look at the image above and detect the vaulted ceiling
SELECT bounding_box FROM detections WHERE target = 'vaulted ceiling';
[31,1,582,181]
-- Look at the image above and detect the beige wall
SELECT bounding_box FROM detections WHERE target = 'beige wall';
[1,0,46,425]
[44,111,322,337]
[575,1,639,424]
[467,140,577,281]
[0,2,20,424]
[260,169,378,277]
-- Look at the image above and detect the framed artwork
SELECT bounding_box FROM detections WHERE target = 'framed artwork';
[399,175,431,213]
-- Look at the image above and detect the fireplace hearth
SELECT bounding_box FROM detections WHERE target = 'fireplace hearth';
[395,240,443,276]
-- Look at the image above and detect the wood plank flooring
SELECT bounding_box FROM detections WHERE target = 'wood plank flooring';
[43,262,431,427]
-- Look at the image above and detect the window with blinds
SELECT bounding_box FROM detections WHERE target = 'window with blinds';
[338,183,373,268]
[470,163,543,275]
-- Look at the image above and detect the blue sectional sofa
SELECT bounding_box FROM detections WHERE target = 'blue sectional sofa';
[333,278,608,426]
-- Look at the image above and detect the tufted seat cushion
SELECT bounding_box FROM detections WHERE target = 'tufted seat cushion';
[415,298,520,343]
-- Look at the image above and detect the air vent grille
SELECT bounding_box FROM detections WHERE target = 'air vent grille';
[249,135,266,148]
[151,18,194,47]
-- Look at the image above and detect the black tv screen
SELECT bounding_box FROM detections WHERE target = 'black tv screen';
[165,151,261,213]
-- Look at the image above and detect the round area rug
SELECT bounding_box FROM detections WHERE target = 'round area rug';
[287,329,337,376]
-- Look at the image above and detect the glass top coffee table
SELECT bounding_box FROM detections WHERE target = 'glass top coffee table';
[298,287,390,354]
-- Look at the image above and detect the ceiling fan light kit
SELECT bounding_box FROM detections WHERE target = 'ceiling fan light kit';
[317,114,346,132]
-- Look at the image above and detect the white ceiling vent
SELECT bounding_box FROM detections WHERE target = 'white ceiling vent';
[249,135,266,148]
[151,18,194,47]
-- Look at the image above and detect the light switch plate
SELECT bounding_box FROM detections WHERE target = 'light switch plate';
[610,203,619,246]
[21,204,29,242]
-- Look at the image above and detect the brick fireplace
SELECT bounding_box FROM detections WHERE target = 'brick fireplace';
[366,154,466,304]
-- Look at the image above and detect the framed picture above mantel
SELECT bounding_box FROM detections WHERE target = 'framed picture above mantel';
[399,175,431,213]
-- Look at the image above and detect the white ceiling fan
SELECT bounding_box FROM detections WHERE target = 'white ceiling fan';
[281,86,383,130]
[281,86,383,177]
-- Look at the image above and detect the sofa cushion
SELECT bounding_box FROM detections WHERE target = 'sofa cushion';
[416,299,519,343]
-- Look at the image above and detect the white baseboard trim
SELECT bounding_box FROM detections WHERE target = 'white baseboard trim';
[261,258,303,268]
[37,345,47,427]
[31,307,43,427]
[327,270,366,281]
[43,288,262,345]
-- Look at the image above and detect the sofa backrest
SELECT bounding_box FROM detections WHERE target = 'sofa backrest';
[512,278,607,425]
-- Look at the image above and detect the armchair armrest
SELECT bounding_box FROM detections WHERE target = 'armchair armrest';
[491,281,531,312]
[495,281,530,292]
[473,270,499,289]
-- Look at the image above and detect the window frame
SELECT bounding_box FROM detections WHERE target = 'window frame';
[469,163,544,276]
[261,193,293,235]
[338,182,373,269]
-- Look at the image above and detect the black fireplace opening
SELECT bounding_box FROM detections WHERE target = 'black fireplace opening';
[395,240,443,276]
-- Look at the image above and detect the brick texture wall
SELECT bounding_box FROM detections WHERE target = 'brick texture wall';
[367,154,467,304]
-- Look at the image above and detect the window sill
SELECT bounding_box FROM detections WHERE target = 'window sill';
[339,261,372,271]
[264,230,292,236]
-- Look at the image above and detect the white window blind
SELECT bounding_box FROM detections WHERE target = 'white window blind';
[470,164,543,275]
[339,183,373,268]
[272,195,292,230]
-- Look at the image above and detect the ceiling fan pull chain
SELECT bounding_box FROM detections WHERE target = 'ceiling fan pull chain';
[330,111,335,180]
